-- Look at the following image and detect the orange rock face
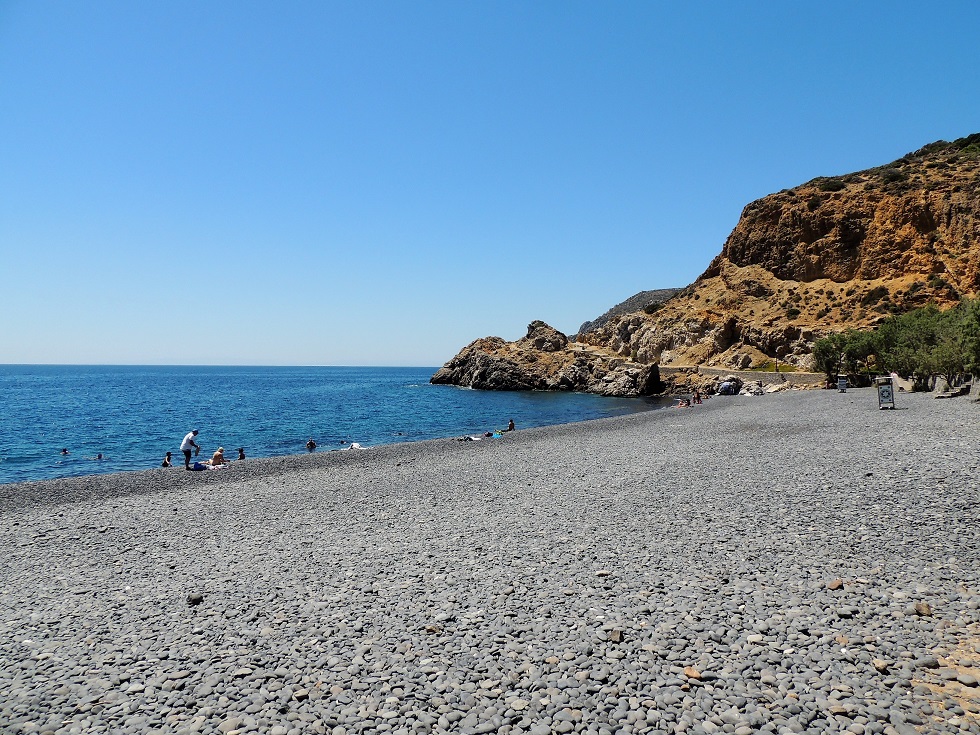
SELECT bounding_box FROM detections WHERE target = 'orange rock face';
[435,135,980,390]
[582,134,980,369]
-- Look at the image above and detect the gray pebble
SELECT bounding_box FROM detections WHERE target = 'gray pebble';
[1,390,977,734]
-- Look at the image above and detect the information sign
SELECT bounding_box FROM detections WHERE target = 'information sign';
[876,377,895,409]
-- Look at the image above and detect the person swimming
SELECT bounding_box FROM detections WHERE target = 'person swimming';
[306,438,317,451]
[162,451,173,467]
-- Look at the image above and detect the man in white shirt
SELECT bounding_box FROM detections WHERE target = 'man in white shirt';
[180,430,200,469]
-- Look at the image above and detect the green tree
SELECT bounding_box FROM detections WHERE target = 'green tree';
[813,329,880,383]
[875,306,937,388]
[843,329,878,375]
[813,300,980,390]
[953,299,980,374]
[812,332,850,383]
[874,304,971,389]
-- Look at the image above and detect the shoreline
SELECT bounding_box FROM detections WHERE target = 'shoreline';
[0,395,680,507]
[0,371,675,488]
[2,389,979,733]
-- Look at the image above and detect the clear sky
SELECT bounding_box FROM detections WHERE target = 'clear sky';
[1,2,978,366]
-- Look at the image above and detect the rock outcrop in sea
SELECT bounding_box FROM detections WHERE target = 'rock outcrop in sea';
[430,321,663,396]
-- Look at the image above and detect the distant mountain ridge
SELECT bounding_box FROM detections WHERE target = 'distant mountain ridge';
[433,133,980,394]
[576,288,681,337]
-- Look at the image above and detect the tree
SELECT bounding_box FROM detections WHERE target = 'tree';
[874,304,971,389]
[953,299,980,374]
[843,330,878,376]
[813,300,979,390]
[812,332,850,383]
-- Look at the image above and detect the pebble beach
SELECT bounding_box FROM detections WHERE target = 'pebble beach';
[2,389,979,735]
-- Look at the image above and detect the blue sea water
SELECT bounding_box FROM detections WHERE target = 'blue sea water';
[0,365,667,485]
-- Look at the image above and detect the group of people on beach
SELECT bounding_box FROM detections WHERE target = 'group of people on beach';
[675,389,704,408]
[166,430,245,471]
[62,427,374,472]
[455,418,517,442]
[167,430,368,470]
[311,438,365,451]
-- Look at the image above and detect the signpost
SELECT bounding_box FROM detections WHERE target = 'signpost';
[837,376,847,393]
[876,376,896,409]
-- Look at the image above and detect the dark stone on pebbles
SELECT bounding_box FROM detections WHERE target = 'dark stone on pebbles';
[913,601,933,616]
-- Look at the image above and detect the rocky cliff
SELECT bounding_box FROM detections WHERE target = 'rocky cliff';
[433,133,980,392]
[581,133,980,370]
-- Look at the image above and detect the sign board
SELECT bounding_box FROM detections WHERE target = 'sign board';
[876,377,895,409]
[837,377,847,393]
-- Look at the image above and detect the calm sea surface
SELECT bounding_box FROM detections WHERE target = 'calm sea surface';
[0,365,667,485]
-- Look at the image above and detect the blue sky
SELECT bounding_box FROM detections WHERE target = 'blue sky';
[1,1,978,366]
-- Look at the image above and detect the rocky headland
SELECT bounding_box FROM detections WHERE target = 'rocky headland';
[430,321,663,397]
[433,134,980,394]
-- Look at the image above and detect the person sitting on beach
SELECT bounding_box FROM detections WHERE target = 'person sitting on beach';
[502,419,516,432]
[162,451,173,467]
[237,448,245,460]
[675,398,691,408]
[306,438,317,451]
[692,389,702,404]
[210,447,227,466]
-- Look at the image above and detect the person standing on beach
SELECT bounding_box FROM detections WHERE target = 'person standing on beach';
[180,430,200,470]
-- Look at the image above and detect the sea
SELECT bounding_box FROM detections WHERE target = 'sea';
[0,365,668,485]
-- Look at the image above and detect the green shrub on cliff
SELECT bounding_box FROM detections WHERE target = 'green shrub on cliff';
[817,178,847,192]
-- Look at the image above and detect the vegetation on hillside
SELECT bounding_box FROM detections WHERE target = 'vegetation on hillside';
[811,300,980,390]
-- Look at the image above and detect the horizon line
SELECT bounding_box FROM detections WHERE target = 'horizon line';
[0,362,442,369]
